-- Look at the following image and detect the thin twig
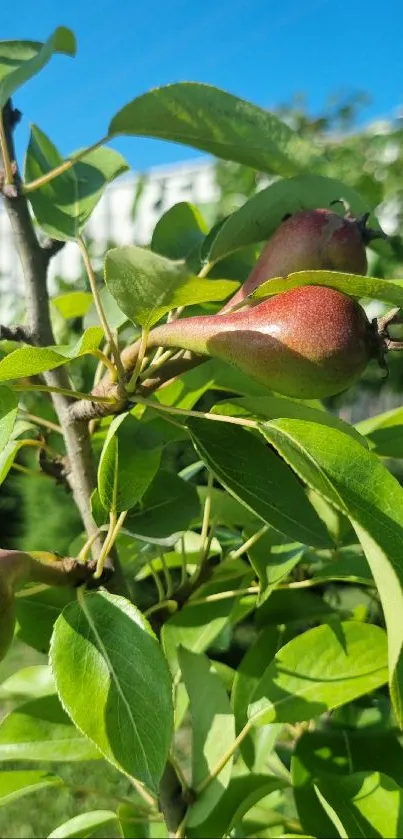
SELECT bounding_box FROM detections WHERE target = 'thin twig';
[130,777,158,808]
[159,550,173,599]
[11,462,48,479]
[139,348,175,382]
[19,409,62,434]
[93,510,128,579]
[78,528,104,564]
[13,382,116,403]
[77,235,125,380]
[93,341,111,387]
[149,558,166,602]
[196,721,253,795]
[199,471,213,552]
[190,586,259,604]
[132,396,258,429]
[179,535,187,587]
[91,348,118,380]
[229,525,269,561]
[127,327,149,392]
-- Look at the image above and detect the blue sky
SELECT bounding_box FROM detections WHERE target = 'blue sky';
[3,0,402,174]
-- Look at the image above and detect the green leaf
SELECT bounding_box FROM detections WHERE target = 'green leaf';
[125,470,200,538]
[212,395,365,446]
[0,327,103,382]
[231,627,281,767]
[50,591,173,792]
[0,665,55,700]
[10,419,36,439]
[248,621,388,726]
[0,386,18,451]
[307,489,354,546]
[25,126,129,240]
[201,357,281,398]
[104,246,238,328]
[187,417,331,548]
[0,770,62,806]
[292,729,403,836]
[162,570,252,675]
[292,728,403,839]
[356,407,403,458]
[0,695,100,762]
[52,292,93,319]
[48,810,123,838]
[98,413,162,513]
[117,803,151,838]
[0,440,25,486]
[187,773,287,839]
[179,648,235,826]
[260,418,403,724]
[207,174,377,262]
[85,286,128,330]
[152,363,214,411]
[247,531,304,603]
[311,547,373,585]
[109,83,317,175]
[151,202,207,261]
[316,771,403,839]
[253,269,403,307]
[15,587,75,654]
[197,486,261,530]
[0,28,76,107]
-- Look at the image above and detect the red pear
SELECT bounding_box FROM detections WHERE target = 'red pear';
[221,208,383,313]
[144,285,379,399]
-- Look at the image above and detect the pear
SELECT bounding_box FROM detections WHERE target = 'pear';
[221,208,384,313]
[143,285,379,399]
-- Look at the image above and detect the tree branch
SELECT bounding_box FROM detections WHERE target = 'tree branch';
[0,100,102,558]
[41,236,66,266]
[0,549,109,589]
[0,324,33,343]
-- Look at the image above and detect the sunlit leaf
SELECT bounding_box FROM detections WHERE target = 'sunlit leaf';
[0,327,103,382]
[25,126,128,240]
[105,246,238,328]
[249,622,388,726]
[109,83,317,175]
[0,28,76,107]
[50,591,173,791]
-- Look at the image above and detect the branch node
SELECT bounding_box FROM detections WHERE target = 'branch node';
[42,237,66,265]
[0,324,33,343]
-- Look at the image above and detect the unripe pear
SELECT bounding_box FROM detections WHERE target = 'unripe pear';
[221,208,383,313]
[144,285,378,399]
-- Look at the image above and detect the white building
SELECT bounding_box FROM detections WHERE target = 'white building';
[0,158,218,322]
